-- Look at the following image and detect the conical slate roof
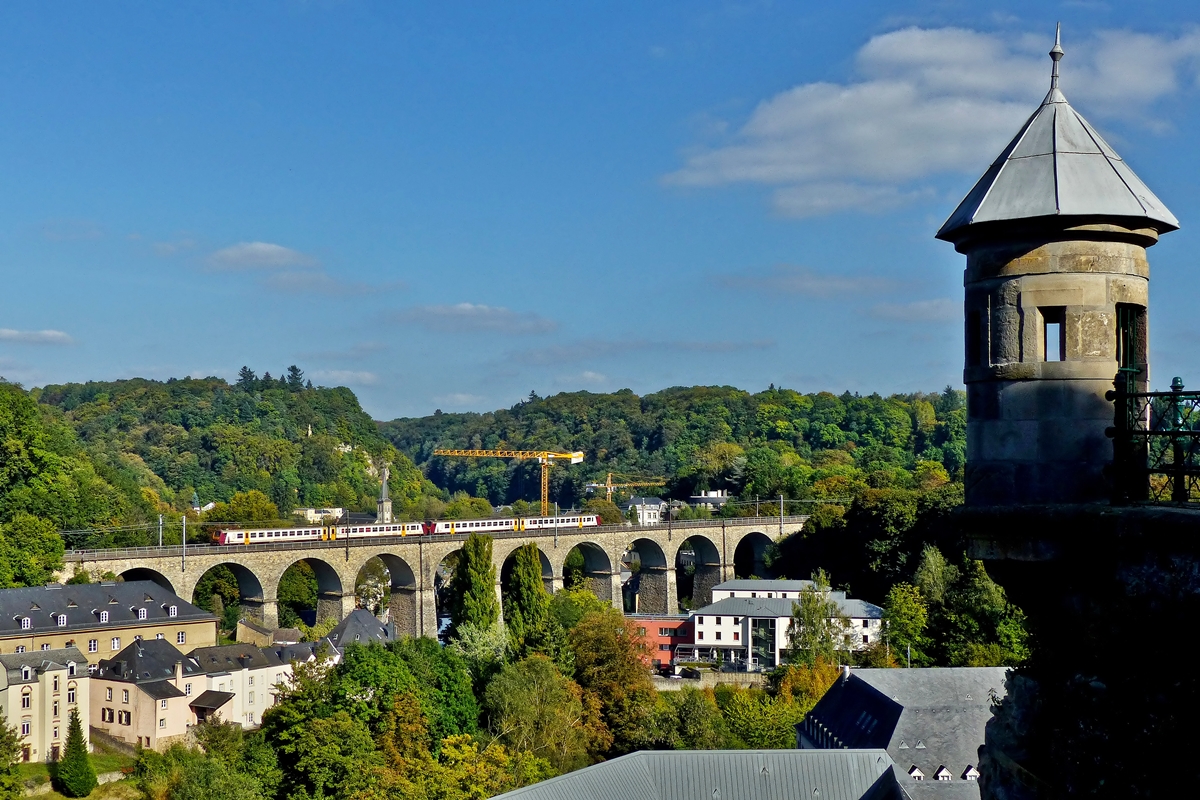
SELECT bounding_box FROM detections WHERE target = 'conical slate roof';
[937,30,1177,242]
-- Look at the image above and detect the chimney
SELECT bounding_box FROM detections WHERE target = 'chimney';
[842,664,851,682]
[174,660,183,680]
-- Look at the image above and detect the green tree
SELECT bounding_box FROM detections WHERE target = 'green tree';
[485,655,592,773]
[448,622,509,697]
[562,548,586,589]
[168,755,265,800]
[584,498,625,526]
[715,687,805,749]
[277,561,318,628]
[569,608,656,756]
[503,543,550,653]
[883,582,930,667]
[53,707,96,797]
[788,569,849,665]
[548,587,608,630]
[286,365,305,391]
[655,687,729,750]
[203,490,279,524]
[390,637,480,748]
[442,493,495,520]
[447,533,499,635]
[0,710,22,800]
[286,712,379,799]
[236,366,257,390]
[0,512,64,588]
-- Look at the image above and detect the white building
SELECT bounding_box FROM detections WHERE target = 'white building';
[677,580,883,670]
[0,647,89,763]
[291,507,345,524]
[189,644,291,728]
[620,497,668,526]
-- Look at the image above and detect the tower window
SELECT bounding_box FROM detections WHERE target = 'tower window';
[967,308,983,367]
[1117,304,1146,371]
[1041,307,1065,362]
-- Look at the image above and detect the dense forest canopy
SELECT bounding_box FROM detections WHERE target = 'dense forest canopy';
[1,369,443,548]
[380,385,966,510]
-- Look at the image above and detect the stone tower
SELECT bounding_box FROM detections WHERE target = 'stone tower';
[936,28,1178,506]
[377,463,393,524]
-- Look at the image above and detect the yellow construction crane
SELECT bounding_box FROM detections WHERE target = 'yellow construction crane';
[586,472,666,503]
[432,449,584,516]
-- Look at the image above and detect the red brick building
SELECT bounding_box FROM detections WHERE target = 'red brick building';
[629,614,692,669]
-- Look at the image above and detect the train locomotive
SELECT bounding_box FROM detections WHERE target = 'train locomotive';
[212,513,600,545]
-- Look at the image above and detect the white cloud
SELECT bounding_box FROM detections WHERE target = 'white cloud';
[666,26,1200,216]
[309,369,378,386]
[0,328,74,345]
[719,265,897,296]
[209,242,318,269]
[400,303,558,335]
[870,298,960,322]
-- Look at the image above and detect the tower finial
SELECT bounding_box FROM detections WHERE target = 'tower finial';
[1049,22,1064,89]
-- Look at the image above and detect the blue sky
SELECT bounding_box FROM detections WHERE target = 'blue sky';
[3,2,1200,420]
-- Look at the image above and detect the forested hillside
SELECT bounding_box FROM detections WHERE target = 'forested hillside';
[1,369,439,549]
[379,385,966,509]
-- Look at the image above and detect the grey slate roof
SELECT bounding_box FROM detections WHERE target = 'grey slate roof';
[141,680,185,700]
[327,609,394,650]
[0,647,86,683]
[801,668,1008,800]
[695,593,883,620]
[492,749,905,800]
[0,581,215,637]
[95,638,203,685]
[714,579,816,593]
[189,643,285,674]
[190,689,235,710]
[937,41,1177,242]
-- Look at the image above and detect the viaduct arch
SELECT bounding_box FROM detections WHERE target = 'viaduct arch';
[62,517,807,637]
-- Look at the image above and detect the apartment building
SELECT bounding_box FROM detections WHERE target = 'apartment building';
[0,647,89,763]
[0,581,218,664]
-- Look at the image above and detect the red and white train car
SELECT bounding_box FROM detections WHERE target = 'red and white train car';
[213,514,599,545]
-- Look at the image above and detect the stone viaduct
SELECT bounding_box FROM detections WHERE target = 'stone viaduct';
[58,516,807,637]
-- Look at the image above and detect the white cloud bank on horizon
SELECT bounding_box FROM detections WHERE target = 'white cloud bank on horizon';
[0,328,74,345]
[666,26,1200,216]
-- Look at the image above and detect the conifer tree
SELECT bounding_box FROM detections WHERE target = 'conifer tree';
[503,543,550,651]
[54,707,96,798]
[448,533,498,635]
[0,712,21,800]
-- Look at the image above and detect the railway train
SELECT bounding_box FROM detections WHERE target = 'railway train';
[211,513,600,545]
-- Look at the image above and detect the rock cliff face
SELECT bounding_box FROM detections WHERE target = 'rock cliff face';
[964,504,1200,798]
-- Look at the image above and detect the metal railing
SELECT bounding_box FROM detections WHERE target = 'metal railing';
[62,515,810,561]
[1107,376,1200,505]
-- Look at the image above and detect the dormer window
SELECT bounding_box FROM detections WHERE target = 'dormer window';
[137,608,148,621]
[908,766,925,781]
[99,611,109,623]
[935,767,953,782]
[57,614,67,627]
[168,605,178,618]
[68,662,76,676]
[20,617,31,630]
[963,766,980,781]
[21,667,31,680]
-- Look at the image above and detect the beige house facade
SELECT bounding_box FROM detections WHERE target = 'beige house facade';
[91,639,204,751]
[0,647,89,763]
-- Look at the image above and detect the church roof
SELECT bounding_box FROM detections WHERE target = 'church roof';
[937,28,1177,243]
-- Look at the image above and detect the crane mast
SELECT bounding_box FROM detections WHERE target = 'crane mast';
[431,449,584,516]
